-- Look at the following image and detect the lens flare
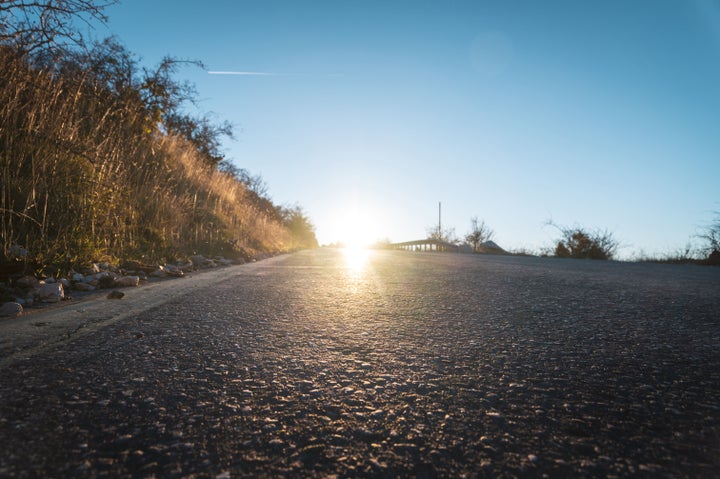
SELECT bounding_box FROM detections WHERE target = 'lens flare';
[342,245,371,273]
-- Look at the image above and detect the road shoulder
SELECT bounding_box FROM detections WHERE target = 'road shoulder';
[0,255,286,368]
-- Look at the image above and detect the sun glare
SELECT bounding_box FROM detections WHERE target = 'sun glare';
[342,245,371,272]
[334,201,382,250]
[333,200,384,272]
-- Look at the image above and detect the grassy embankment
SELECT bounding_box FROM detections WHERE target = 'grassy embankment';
[0,46,315,278]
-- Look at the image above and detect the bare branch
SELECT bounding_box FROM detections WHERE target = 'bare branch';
[0,0,118,54]
[465,216,495,252]
[548,220,619,260]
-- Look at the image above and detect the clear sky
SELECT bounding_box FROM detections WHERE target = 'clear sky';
[97,0,720,257]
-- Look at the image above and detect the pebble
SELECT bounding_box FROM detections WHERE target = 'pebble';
[107,291,124,300]
[0,302,23,317]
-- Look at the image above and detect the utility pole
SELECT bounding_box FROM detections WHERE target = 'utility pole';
[438,201,442,241]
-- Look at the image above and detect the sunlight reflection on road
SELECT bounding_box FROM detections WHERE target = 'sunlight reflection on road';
[342,246,372,275]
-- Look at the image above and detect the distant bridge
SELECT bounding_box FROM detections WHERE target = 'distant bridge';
[389,238,462,253]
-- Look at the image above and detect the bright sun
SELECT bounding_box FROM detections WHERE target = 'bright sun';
[334,204,380,273]
[335,205,381,249]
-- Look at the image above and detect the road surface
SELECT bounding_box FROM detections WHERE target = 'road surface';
[1,249,719,477]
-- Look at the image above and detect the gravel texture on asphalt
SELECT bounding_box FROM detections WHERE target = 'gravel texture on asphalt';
[1,249,719,478]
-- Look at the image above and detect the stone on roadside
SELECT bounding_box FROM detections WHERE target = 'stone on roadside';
[115,275,140,287]
[15,275,39,289]
[150,268,168,278]
[177,261,195,273]
[36,283,64,303]
[0,302,23,317]
[73,282,95,292]
[162,264,185,277]
[107,290,124,299]
[190,255,217,268]
[121,260,157,274]
[96,273,116,289]
[97,262,116,272]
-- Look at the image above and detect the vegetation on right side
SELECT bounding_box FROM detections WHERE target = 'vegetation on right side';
[547,221,619,261]
[698,211,720,265]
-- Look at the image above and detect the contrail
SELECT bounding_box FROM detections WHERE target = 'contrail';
[208,71,343,78]
[207,71,283,76]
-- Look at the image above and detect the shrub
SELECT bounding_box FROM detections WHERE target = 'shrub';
[549,222,619,260]
[698,211,720,263]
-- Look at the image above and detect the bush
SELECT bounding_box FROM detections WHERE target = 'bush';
[698,211,720,263]
[549,222,619,260]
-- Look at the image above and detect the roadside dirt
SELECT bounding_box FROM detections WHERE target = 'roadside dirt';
[0,256,286,368]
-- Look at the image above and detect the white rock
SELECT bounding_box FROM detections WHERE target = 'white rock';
[115,275,140,287]
[0,302,23,317]
[36,283,64,302]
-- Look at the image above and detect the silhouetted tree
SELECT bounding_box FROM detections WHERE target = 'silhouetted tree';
[699,211,720,264]
[465,216,494,252]
[0,0,117,54]
[140,56,200,121]
[426,225,459,244]
[137,56,235,164]
[549,222,618,260]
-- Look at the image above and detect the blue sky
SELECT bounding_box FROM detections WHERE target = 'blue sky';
[98,0,720,256]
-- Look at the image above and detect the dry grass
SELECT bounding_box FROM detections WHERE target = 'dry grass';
[0,47,297,273]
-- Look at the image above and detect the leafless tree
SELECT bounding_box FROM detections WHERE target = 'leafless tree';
[698,211,720,258]
[0,0,117,54]
[426,225,459,244]
[548,220,619,260]
[465,216,495,253]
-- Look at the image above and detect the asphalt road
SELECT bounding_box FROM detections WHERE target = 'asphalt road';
[1,249,719,478]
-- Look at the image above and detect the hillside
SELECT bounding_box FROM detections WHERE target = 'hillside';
[0,40,316,276]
